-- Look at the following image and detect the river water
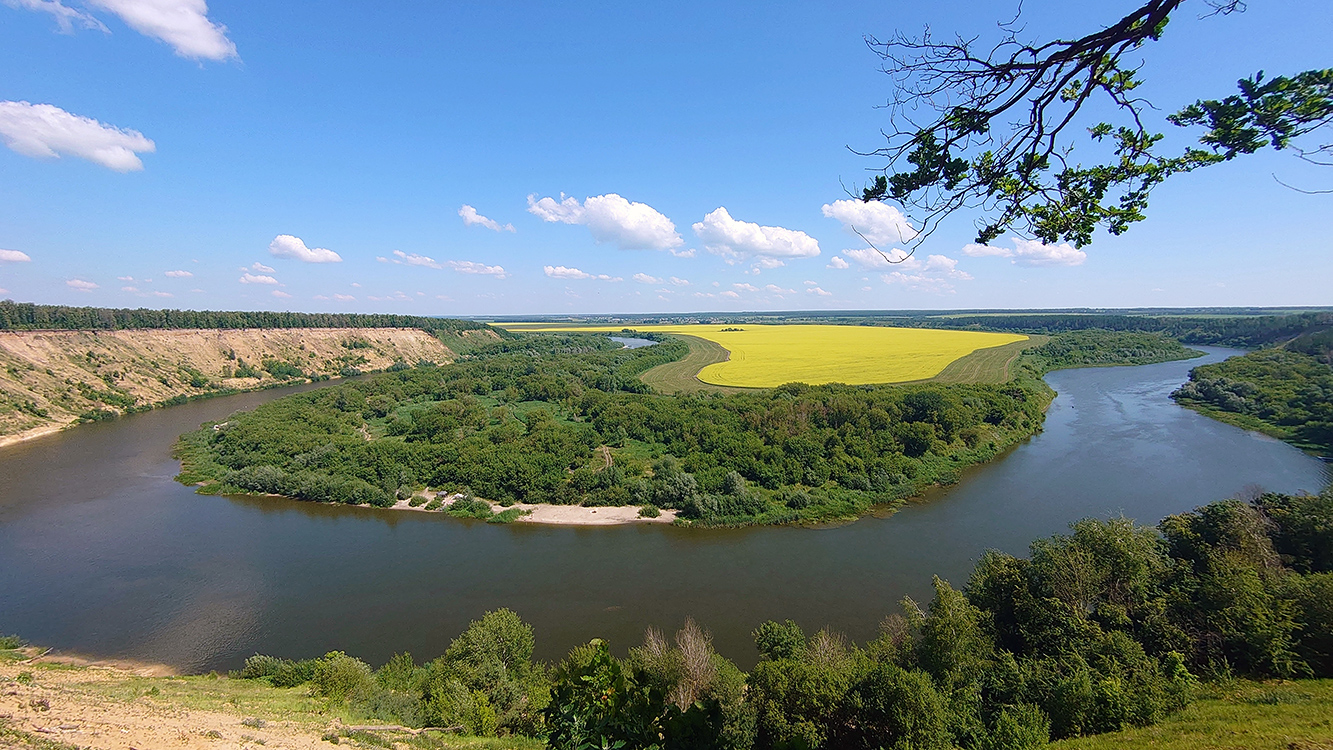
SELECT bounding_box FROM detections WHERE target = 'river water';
[0,347,1326,672]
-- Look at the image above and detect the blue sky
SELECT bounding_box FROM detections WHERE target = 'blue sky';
[0,0,1329,316]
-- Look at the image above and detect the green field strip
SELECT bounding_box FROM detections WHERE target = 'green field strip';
[637,335,752,394]
[929,335,1047,384]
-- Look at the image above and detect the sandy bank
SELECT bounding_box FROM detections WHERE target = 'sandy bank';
[388,492,678,525]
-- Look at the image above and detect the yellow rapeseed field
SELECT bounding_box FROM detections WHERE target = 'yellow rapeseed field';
[501,324,1027,387]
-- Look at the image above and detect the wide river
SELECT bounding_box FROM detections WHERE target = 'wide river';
[0,347,1327,672]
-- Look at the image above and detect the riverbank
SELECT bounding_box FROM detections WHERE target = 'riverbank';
[385,491,678,525]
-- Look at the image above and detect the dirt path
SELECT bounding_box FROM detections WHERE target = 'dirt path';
[1,651,336,750]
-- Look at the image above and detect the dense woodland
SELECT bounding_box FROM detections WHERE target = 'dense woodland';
[176,333,1050,525]
[0,300,495,335]
[1172,343,1333,454]
[235,488,1333,749]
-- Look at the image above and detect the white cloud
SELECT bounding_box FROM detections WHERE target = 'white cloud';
[961,237,1087,266]
[118,276,134,281]
[164,269,192,277]
[527,193,683,251]
[387,249,443,269]
[720,290,740,299]
[0,101,154,172]
[881,254,973,293]
[821,199,918,246]
[843,246,922,269]
[66,278,98,291]
[670,247,696,258]
[239,272,278,285]
[4,0,107,32]
[0,248,32,262]
[669,276,690,286]
[86,0,237,60]
[803,280,818,286]
[827,255,849,270]
[765,284,796,294]
[733,282,758,292]
[446,260,506,278]
[121,285,138,292]
[333,293,355,301]
[271,289,292,299]
[269,234,341,263]
[632,273,662,284]
[245,261,275,273]
[806,286,833,297]
[458,205,515,233]
[543,265,621,281]
[692,207,819,260]
[753,257,785,270]
[151,290,171,297]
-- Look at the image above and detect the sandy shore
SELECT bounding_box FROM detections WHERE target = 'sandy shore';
[0,421,70,449]
[388,492,677,525]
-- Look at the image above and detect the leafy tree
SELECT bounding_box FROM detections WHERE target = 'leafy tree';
[860,0,1332,247]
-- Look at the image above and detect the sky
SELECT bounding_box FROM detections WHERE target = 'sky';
[0,0,1329,316]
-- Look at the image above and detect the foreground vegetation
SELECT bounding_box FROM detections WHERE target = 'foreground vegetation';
[12,487,1318,749]
[1172,331,1333,455]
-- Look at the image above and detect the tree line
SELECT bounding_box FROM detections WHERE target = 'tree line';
[235,487,1333,749]
[0,299,497,335]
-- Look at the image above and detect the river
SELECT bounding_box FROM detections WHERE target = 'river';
[0,347,1326,672]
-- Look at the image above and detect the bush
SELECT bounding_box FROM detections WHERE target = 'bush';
[638,504,661,518]
[0,634,23,649]
[311,651,375,702]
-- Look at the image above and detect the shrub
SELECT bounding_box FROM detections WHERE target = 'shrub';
[0,635,23,649]
[638,504,661,518]
[311,651,375,702]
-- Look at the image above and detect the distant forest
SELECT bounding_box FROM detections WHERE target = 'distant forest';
[0,300,496,335]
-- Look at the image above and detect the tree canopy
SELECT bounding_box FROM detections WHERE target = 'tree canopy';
[861,0,1332,248]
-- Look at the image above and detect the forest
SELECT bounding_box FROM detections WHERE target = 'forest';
[1172,340,1333,454]
[0,299,496,335]
[175,332,1050,525]
[232,488,1333,750]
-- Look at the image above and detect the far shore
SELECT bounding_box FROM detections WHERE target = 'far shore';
[388,491,678,525]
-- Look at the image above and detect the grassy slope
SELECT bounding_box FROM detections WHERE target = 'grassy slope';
[1052,679,1333,750]
[929,335,1049,384]
[0,646,539,750]
[637,334,750,394]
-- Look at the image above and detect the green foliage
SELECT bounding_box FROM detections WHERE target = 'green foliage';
[0,635,23,649]
[753,621,806,662]
[311,651,375,702]
[1172,348,1333,453]
[1025,331,1200,371]
[262,359,304,380]
[0,299,499,337]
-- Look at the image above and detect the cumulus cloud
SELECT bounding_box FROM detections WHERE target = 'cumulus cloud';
[269,234,341,263]
[241,262,275,273]
[459,205,515,233]
[333,293,355,301]
[86,0,237,60]
[239,272,278,285]
[0,101,155,171]
[66,278,98,291]
[528,193,683,251]
[881,254,973,293]
[164,269,192,277]
[633,273,662,284]
[733,282,758,292]
[961,237,1087,266]
[842,246,924,269]
[446,260,506,278]
[720,290,740,299]
[271,289,292,299]
[0,248,32,262]
[806,286,833,297]
[822,199,918,246]
[753,257,785,270]
[826,255,849,270]
[765,284,796,294]
[543,265,621,282]
[669,276,690,286]
[692,207,819,260]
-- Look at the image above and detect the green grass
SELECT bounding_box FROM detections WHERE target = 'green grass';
[637,334,752,394]
[1052,679,1333,750]
[928,335,1048,384]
